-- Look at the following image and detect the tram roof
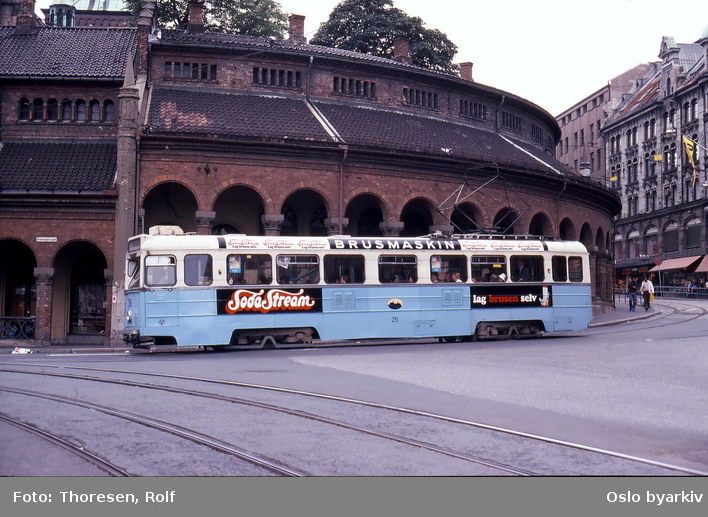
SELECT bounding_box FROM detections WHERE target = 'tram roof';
[131,232,588,254]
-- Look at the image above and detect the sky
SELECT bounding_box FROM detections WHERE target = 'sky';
[35,0,708,115]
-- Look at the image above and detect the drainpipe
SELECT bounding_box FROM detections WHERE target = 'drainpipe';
[339,145,348,234]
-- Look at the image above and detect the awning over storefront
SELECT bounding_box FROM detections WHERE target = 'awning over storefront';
[648,255,704,272]
[691,255,708,273]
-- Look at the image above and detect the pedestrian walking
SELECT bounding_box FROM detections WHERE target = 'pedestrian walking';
[627,276,638,312]
[640,276,654,311]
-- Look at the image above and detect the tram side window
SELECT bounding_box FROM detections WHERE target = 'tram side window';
[471,255,506,282]
[379,255,417,283]
[510,256,544,282]
[552,256,568,282]
[145,255,176,287]
[185,254,213,286]
[431,255,467,282]
[226,254,272,285]
[324,255,365,284]
[568,256,584,282]
[276,255,320,284]
[127,258,141,288]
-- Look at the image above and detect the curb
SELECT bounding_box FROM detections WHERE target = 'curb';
[588,309,662,328]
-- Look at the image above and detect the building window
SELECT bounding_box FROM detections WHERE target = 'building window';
[103,100,115,122]
[253,67,301,89]
[685,219,701,249]
[501,111,521,131]
[403,87,438,109]
[644,227,659,255]
[164,61,217,82]
[46,98,58,121]
[334,77,376,99]
[663,223,678,252]
[459,99,486,120]
[18,98,31,120]
[75,99,87,121]
[89,100,101,121]
[32,98,44,120]
[531,123,545,142]
[61,99,72,121]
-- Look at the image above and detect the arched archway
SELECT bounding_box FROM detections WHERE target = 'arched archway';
[52,242,108,342]
[0,241,37,329]
[401,198,435,237]
[579,223,593,249]
[345,194,384,236]
[595,227,605,252]
[450,202,481,233]
[281,189,328,236]
[213,185,265,235]
[528,212,553,237]
[142,182,198,233]
[559,218,577,241]
[492,208,518,234]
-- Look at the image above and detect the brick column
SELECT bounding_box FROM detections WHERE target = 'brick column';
[195,210,216,235]
[379,221,404,237]
[33,267,55,345]
[103,269,113,345]
[262,214,284,236]
[325,217,348,236]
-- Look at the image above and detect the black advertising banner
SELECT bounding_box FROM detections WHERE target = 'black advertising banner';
[216,288,323,315]
[471,284,553,308]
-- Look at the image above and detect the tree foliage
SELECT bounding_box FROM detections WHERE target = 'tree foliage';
[310,0,458,73]
[124,0,288,38]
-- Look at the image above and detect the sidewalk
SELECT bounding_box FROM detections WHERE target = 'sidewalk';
[588,304,661,328]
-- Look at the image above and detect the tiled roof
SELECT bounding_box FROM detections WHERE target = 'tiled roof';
[0,142,116,191]
[147,87,333,142]
[156,29,557,130]
[146,86,573,177]
[0,26,135,78]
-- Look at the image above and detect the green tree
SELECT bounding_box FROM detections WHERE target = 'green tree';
[125,0,288,38]
[310,0,458,73]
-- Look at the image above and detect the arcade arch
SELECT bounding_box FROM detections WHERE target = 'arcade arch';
[142,182,198,233]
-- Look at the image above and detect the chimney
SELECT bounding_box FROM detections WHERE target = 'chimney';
[288,14,306,44]
[459,62,474,82]
[393,37,412,63]
[15,0,37,33]
[187,0,205,33]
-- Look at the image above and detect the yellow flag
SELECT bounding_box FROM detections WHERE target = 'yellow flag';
[683,135,699,188]
[683,135,697,169]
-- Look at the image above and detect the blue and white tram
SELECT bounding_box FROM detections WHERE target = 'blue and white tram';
[122,227,592,348]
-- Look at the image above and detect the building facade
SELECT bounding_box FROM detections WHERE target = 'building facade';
[601,31,708,284]
[1,1,621,346]
[556,64,656,183]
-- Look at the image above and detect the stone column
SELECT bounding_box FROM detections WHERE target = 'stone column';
[379,221,404,237]
[33,267,55,346]
[262,214,284,236]
[325,217,348,236]
[103,269,113,346]
[196,210,216,235]
[110,86,140,345]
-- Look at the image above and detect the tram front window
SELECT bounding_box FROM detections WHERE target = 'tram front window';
[145,255,176,287]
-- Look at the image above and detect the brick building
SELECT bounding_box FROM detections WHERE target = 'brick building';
[1,1,621,346]
[556,64,656,183]
[601,31,708,284]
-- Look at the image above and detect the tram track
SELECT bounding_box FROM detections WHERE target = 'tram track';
[586,299,708,336]
[0,385,305,477]
[0,412,131,477]
[2,364,704,476]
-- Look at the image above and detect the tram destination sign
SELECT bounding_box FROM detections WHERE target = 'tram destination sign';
[217,288,323,315]
[471,285,552,308]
